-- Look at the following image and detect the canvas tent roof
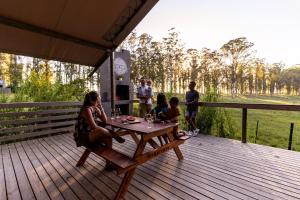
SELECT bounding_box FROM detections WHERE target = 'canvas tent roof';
[0,0,158,72]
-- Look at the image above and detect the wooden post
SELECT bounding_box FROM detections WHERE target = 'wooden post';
[110,51,115,111]
[288,123,294,150]
[242,108,247,143]
[255,120,259,143]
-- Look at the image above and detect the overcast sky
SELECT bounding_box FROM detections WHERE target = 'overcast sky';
[135,0,300,66]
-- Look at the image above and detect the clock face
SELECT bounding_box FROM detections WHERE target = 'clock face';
[114,57,128,75]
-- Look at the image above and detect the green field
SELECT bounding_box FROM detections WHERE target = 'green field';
[134,95,300,151]
[219,96,300,151]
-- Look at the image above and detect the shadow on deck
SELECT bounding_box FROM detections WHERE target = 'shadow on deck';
[1,133,300,200]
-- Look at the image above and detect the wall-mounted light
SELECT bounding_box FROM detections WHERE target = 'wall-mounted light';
[117,76,123,81]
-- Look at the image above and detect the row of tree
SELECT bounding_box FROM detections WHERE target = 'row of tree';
[1,28,300,98]
[0,53,100,92]
[120,28,300,97]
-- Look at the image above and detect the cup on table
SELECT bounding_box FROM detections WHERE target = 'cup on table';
[111,108,115,120]
[145,113,153,128]
[115,107,121,119]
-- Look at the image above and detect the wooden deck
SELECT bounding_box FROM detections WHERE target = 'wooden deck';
[1,133,300,200]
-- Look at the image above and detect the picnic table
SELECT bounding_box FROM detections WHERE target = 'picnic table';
[76,116,185,200]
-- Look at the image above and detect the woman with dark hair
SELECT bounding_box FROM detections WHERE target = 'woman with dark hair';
[74,91,123,170]
[151,93,168,120]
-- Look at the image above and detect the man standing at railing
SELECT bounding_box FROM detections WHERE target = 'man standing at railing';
[185,81,200,136]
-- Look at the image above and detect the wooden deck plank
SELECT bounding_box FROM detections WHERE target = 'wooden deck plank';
[115,142,253,200]
[64,133,300,200]
[114,136,300,200]
[39,138,109,200]
[45,135,140,200]
[57,135,167,200]
[191,142,300,180]
[153,141,300,200]
[13,142,50,200]
[0,145,7,200]
[2,133,300,200]
[112,139,234,200]
[127,140,291,200]
[196,135,300,165]
[179,143,300,188]
[162,148,300,198]
[8,143,36,200]
[196,138,300,174]
[25,140,80,200]
[30,139,94,200]
[184,142,300,189]
[61,134,214,200]
[2,144,22,200]
[115,138,262,200]
[147,148,279,200]
[178,141,300,195]
[19,141,64,200]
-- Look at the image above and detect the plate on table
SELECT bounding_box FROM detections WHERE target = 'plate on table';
[128,119,141,124]
[126,116,136,121]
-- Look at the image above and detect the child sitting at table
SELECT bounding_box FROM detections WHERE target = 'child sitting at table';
[166,97,188,139]
[151,93,168,120]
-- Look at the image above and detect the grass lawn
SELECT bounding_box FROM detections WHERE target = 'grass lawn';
[134,95,300,152]
[219,95,300,151]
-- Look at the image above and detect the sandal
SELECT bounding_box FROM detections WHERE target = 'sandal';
[175,131,190,140]
[104,162,117,171]
[114,136,125,143]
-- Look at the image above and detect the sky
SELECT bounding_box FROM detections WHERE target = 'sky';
[135,0,300,67]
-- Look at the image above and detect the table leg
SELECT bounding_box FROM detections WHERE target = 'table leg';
[115,138,146,199]
[130,133,140,145]
[157,136,164,146]
[76,149,91,167]
[163,135,169,144]
[148,139,160,149]
[114,169,136,200]
[166,132,184,160]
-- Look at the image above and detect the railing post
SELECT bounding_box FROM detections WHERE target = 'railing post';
[288,123,294,150]
[242,108,247,143]
[255,120,259,143]
[109,51,115,111]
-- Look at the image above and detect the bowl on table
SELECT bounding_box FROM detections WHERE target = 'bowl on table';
[126,116,136,121]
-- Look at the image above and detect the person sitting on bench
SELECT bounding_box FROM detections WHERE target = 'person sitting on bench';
[74,91,124,170]
[166,97,188,140]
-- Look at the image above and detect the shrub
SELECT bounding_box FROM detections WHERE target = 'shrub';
[196,89,236,137]
[13,71,88,102]
[0,93,9,103]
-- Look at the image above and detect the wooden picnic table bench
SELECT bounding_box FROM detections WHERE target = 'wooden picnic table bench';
[76,116,186,200]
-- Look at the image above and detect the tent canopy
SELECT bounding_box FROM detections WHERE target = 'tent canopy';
[0,0,158,71]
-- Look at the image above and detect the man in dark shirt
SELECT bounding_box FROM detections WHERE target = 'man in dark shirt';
[185,81,199,136]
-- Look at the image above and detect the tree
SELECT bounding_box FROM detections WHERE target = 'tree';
[8,54,23,91]
[150,41,165,91]
[268,63,284,95]
[163,28,184,93]
[221,37,254,98]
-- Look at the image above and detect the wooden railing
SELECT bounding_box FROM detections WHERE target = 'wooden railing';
[1,100,299,144]
[0,101,81,143]
[197,102,300,143]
